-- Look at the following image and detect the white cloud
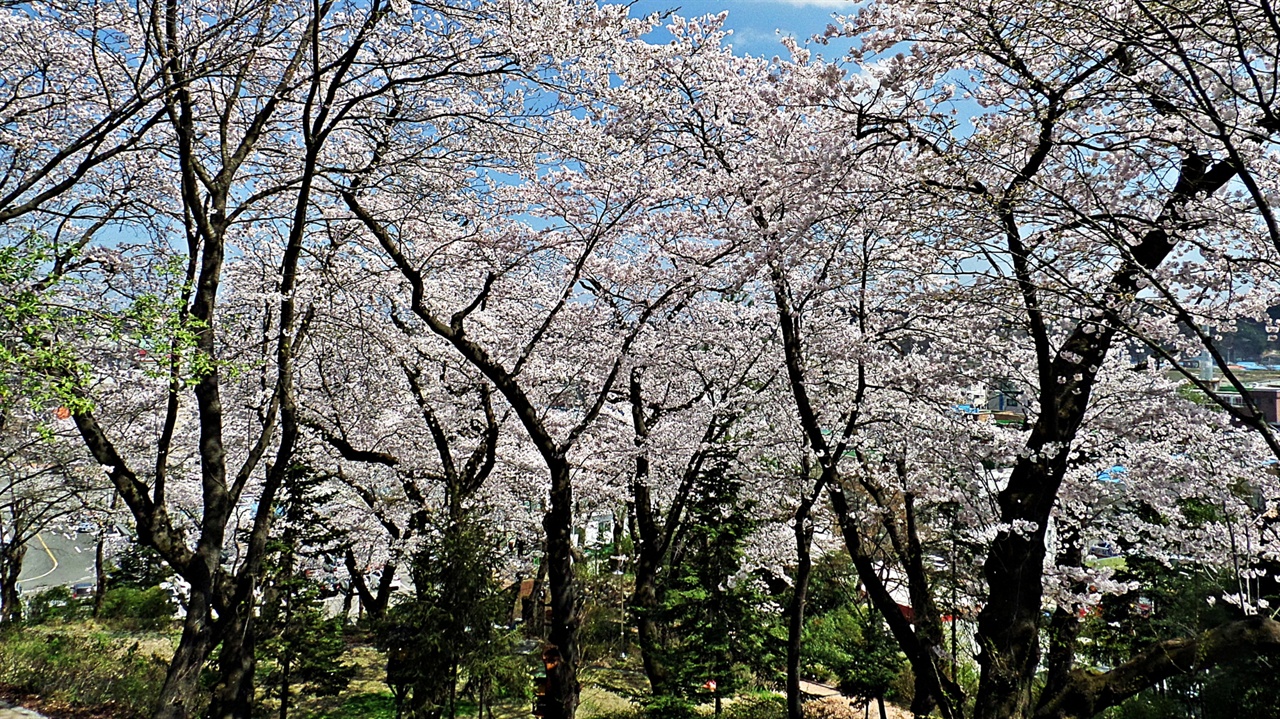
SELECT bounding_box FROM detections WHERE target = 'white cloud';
[725,26,789,49]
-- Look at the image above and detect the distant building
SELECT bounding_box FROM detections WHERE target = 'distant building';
[573,512,616,550]
[959,382,1027,425]
[1219,384,1280,426]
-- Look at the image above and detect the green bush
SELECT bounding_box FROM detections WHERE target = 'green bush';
[724,692,786,719]
[802,697,860,719]
[106,544,174,590]
[578,595,627,664]
[24,586,83,624]
[0,627,168,715]
[642,694,700,719]
[589,710,643,719]
[99,586,174,629]
[314,692,397,719]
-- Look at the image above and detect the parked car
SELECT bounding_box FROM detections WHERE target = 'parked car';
[1087,541,1120,559]
[71,582,96,598]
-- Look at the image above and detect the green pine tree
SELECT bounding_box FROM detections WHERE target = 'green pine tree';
[652,456,782,712]
[378,512,521,719]
[256,464,354,719]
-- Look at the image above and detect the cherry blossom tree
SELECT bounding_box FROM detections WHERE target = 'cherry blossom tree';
[292,273,512,620]
[5,3,1280,719]
[0,0,170,233]
[826,1,1280,715]
[613,294,780,693]
[582,7,1280,718]
[48,0,448,714]
[338,152,695,719]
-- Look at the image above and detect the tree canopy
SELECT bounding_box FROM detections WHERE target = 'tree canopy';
[2,1,1280,718]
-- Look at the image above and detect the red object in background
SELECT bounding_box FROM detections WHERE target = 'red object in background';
[703,680,717,692]
[54,406,70,420]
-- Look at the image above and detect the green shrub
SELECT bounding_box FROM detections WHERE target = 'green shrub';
[0,627,168,715]
[107,544,174,590]
[99,586,174,629]
[24,586,83,624]
[642,694,700,719]
[802,697,860,719]
[885,662,914,707]
[314,691,397,719]
[724,692,786,719]
[589,710,643,719]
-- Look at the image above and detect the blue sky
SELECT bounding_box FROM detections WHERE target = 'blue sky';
[624,0,856,57]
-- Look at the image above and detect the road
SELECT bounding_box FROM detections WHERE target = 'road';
[16,531,97,594]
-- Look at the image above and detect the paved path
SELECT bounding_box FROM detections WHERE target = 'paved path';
[16,532,96,593]
[799,680,842,698]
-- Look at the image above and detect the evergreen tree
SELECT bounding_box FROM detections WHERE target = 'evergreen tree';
[256,464,354,719]
[651,457,782,710]
[378,512,520,719]
[802,553,905,718]
[107,542,175,590]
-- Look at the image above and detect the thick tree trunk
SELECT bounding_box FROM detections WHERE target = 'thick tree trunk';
[154,587,219,719]
[969,317,1126,719]
[372,562,396,618]
[972,458,1057,719]
[0,542,26,625]
[1040,605,1083,706]
[786,503,815,719]
[627,387,671,695]
[629,480,671,694]
[969,153,1236,719]
[630,558,669,694]
[544,460,580,719]
[207,600,258,719]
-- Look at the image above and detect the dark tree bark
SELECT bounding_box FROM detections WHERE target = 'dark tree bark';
[0,541,25,625]
[785,494,816,719]
[629,504,670,693]
[65,4,369,713]
[544,460,581,719]
[207,602,258,719]
[154,580,218,719]
[525,544,549,637]
[343,190,675,719]
[1034,617,1280,719]
[344,549,399,622]
[93,534,107,618]
[971,153,1237,719]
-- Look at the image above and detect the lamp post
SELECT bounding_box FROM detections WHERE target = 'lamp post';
[612,554,626,657]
